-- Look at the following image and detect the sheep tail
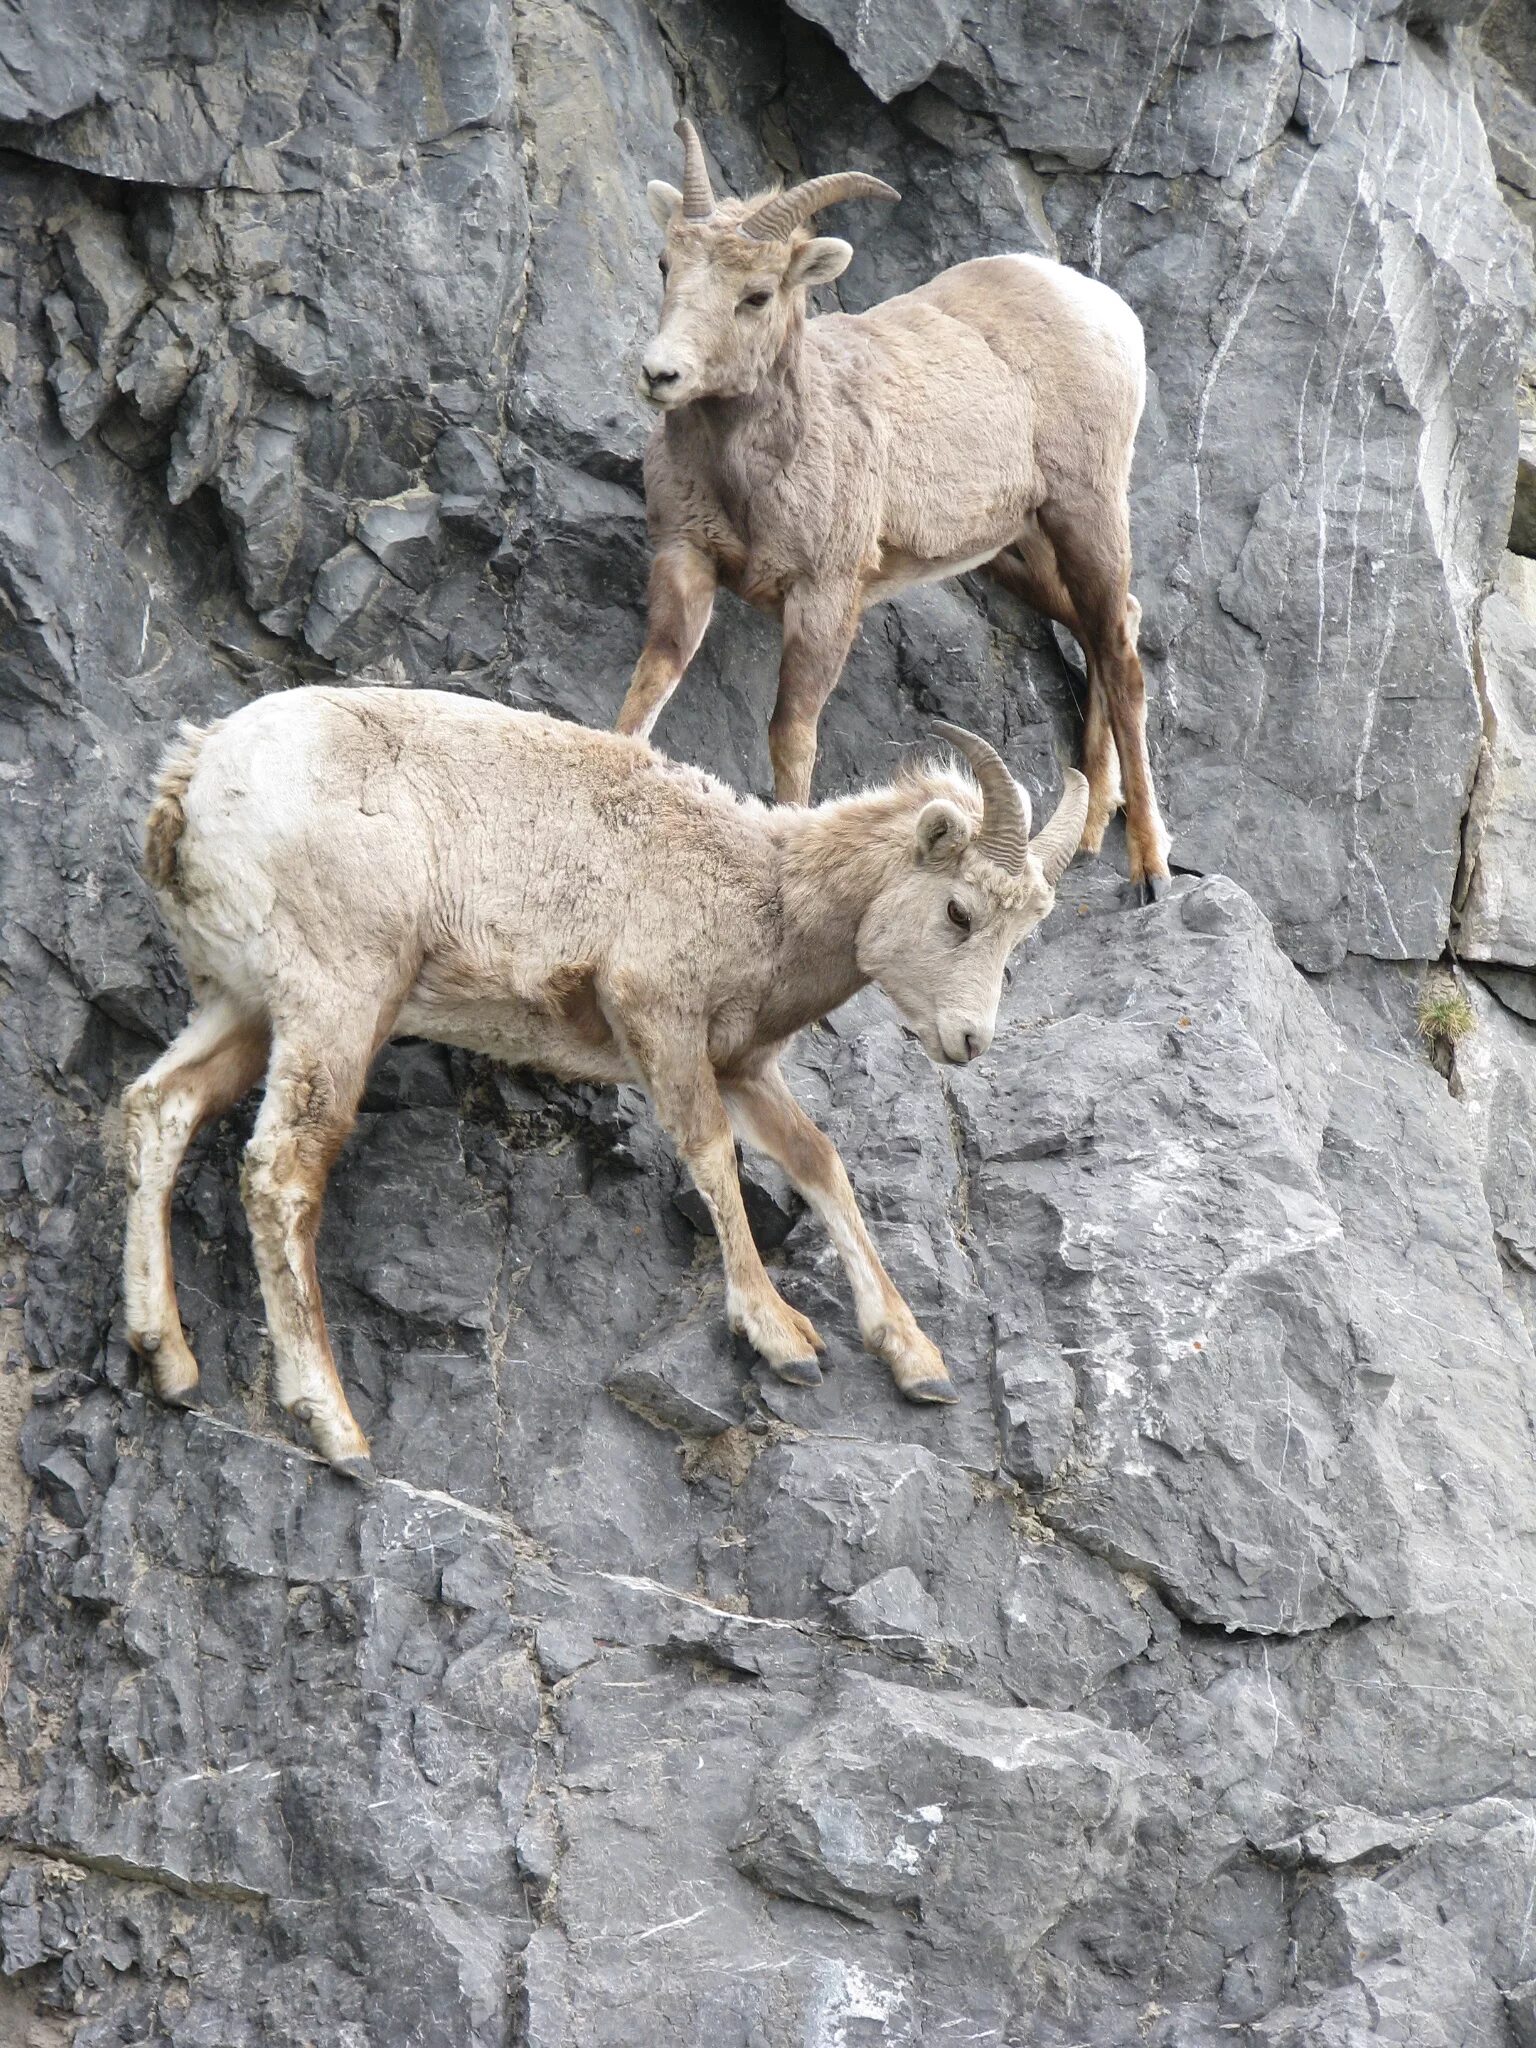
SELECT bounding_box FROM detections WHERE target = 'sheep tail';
[142,720,211,893]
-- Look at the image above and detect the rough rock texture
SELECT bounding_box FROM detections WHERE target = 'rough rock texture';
[2,2,1536,2043]
[1479,0,1536,559]
[1459,552,1536,963]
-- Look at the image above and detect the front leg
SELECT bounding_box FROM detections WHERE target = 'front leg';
[615,542,717,742]
[619,1014,825,1383]
[724,1065,956,1404]
[768,582,861,804]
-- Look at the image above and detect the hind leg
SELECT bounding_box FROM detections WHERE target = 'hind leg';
[1036,497,1170,888]
[123,998,270,1405]
[1079,679,1123,856]
[239,1000,403,1476]
[991,523,1081,636]
[991,524,1123,852]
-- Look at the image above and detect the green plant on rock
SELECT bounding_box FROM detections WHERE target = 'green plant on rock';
[1417,972,1476,1052]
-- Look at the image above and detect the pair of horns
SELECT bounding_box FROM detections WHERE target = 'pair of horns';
[674,117,899,238]
[931,722,1089,885]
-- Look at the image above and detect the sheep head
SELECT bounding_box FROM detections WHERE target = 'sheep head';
[856,727,1089,1068]
[640,118,898,409]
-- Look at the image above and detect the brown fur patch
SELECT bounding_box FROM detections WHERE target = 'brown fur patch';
[540,962,615,1049]
[142,792,186,891]
[142,721,210,891]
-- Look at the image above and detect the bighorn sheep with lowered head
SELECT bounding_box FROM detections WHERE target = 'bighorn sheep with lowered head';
[122,688,1087,1477]
[618,119,1171,896]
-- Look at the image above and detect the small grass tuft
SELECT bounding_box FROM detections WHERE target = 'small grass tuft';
[1417,972,1475,1049]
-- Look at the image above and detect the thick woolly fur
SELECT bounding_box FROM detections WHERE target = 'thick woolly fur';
[141,721,205,890]
[122,685,1085,1470]
[621,164,1173,885]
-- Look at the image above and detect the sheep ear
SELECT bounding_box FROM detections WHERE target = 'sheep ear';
[787,236,853,287]
[915,799,972,865]
[647,180,684,228]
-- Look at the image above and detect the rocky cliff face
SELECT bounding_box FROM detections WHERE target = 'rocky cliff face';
[1,2,1535,2042]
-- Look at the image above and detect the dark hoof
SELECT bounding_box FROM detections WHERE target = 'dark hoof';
[157,1383,199,1411]
[771,1356,823,1387]
[1129,873,1171,908]
[330,1455,376,1484]
[903,1377,959,1405]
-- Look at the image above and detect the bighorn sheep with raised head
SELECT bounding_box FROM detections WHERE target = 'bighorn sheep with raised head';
[122,688,1087,1477]
[617,118,1171,896]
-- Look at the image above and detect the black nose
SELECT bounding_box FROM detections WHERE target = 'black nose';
[963,1032,981,1062]
[644,366,679,392]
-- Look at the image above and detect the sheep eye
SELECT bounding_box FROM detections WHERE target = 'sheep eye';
[947,900,972,934]
[740,290,772,310]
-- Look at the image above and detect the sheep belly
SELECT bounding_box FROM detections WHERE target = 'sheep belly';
[864,539,1006,602]
[393,980,638,1089]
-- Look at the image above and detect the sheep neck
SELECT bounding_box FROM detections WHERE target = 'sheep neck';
[673,314,811,518]
[760,784,923,1041]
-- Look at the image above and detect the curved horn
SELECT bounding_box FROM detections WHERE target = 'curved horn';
[742,170,899,243]
[1029,769,1090,887]
[931,722,1031,875]
[674,117,715,221]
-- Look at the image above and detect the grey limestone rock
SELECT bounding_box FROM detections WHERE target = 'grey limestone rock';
[735,1671,1158,1953]
[0,0,1535,2042]
[1471,958,1536,1018]
[1459,552,1536,963]
[993,1339,1076,1486]
[827,1565,943,1658]
[1453,969,1536,1339]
